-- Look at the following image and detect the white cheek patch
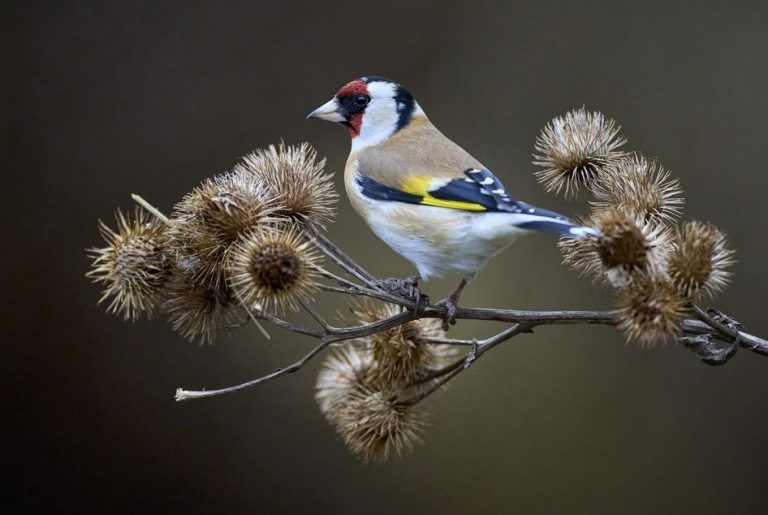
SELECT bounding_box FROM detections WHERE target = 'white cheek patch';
[351,82,399,152]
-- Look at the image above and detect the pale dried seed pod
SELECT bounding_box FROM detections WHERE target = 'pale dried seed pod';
[616,278,688,347]
[348,301,456,388]
[315,344,425,463]
[86,207,171,321]
[167,171,279,287]
[336,387,426,463]
[315,344,375,425]
[314,300,457,462]
[234,142,337,226]
[560,209,671,287]
[591,154,684,225]
[163,272,239,345]
[226,225,322,314]
[667,221,735,299]
[533,107,627,197]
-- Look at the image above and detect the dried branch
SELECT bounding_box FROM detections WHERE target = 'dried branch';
[308,226,378,287]
[175,295,767,402]
[131,193,170,224]
[175,337,332,401]
[123,192,766,403]
[398,323,529,406]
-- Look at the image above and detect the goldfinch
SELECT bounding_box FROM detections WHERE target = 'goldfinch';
[308,76,592,326]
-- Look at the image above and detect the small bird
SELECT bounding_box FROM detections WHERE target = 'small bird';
[308,76,592,326]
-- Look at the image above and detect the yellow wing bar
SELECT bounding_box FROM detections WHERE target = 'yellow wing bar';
[400,175,487,212]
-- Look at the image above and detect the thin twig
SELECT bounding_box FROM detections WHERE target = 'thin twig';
[399,323,530,406]
[317,282,412,307]
[175,306,418,400]
[233,290,271,340]
[315,267,365,291]
[422,336,478,346]
[691,305,768,356]
[176,338,332,401]
[131,193,170,224]
[260,312,324,338]
[308,227,378,286]
[692,305,736,339]
[300,299,331,331]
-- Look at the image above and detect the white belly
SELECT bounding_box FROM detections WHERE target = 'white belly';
[346,175,527,280]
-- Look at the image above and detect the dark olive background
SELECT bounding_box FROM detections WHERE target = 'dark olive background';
[4,1,768,513]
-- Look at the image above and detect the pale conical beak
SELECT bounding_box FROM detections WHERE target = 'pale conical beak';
[307,98,345,122]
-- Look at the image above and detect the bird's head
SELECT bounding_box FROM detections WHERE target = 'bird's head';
[308,76,420,150]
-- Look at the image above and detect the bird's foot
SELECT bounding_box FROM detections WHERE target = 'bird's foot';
[437,295,459,331]
[437,278,468,331]
[373,275,427,308]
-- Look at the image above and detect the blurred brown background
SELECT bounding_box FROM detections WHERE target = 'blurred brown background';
[3,1,768,513]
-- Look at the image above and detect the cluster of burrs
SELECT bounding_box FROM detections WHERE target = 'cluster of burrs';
[534,107,734,346]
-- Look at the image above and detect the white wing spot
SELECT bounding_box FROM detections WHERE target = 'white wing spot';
[528,208,535,213]
[480,178,494,185]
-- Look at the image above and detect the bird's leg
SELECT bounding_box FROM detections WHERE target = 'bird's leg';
[438,278,467,331]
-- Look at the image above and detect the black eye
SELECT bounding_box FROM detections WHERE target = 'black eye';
[353,94,370,107]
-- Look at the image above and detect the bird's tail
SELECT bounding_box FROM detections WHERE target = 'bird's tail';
[509,201,597,238]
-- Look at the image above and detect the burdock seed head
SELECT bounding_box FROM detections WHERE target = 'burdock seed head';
[591,153,684,225]
[87,207,171,321]
[348,300,456,389]
[234,142,337,226]
[315,344,425,463]
[617,278,688,347]
[163,271,239,345]
[336,388,426,463]
[226,225,322,314]
[560,209,670,287]
[533,107,627,197]
[316,344,375,425]
[667,220,735,299]
[167,171,278,287]
[315,301,456,462]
